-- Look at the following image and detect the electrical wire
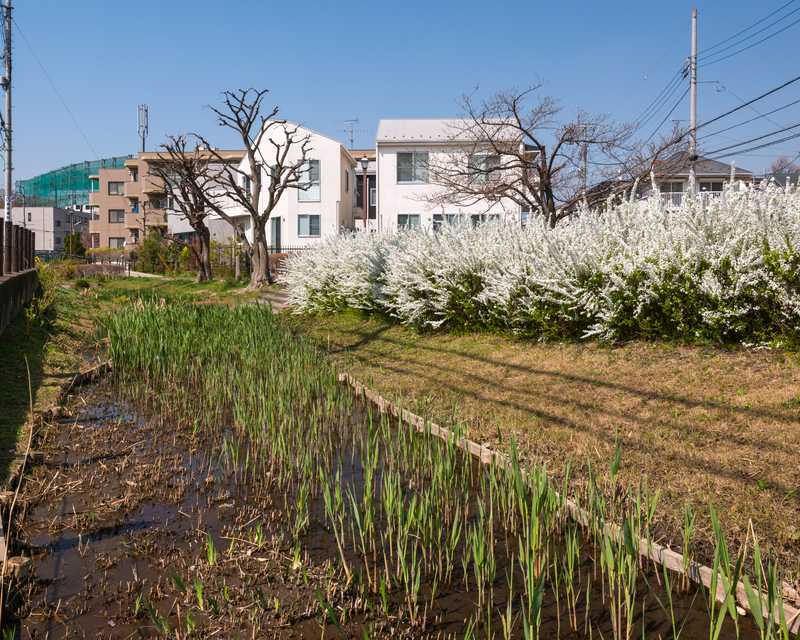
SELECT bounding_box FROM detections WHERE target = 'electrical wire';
[698,0,796,55]
[695,75,800,131]
[698,2,800,63]
[699,96,800,140]
[12,17,100,159]
[635,71,687,132]
[700,14,800,67]
[644,87,689,144]
[633,65,686,129]
[703,121,800,155]
[707,130,800,159]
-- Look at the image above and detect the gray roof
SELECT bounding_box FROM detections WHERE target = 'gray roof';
[656,153,753,178]
[376,118,519,144]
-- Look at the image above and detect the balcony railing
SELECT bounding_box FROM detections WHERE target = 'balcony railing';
[660,191,722,208]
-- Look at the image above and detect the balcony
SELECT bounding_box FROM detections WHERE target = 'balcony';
[124,181,140,198]
[660,193,683,207]
[660,191,722,208]
[141,174,165,195]
[124,212,143,229]
[124,210,166,227]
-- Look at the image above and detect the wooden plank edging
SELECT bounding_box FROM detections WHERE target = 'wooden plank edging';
[338,372,800,633]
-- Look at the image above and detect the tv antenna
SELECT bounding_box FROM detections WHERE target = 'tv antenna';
[342,118,359,149]
[138,104,149,153]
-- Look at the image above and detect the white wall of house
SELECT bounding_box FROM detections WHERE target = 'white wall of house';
[376,143,521,231]
[226,122,355,249]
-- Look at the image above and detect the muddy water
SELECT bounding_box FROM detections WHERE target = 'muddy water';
[15,381,762,639]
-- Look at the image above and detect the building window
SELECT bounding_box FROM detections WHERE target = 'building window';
[89,178,100,193]
[109,237,125,248]
[243,174,251,192]
[345,170,349,193]
[298,160,321,202]
[297,214,321,237]
[130,168,139,182]
[397,152,429,183]
[470,213,499,227]
[130,229,139,244]
[131,200,140,213]
[108,181,124,195]
[468,154,500,184]
[91,234,100,248]
[109,209,125,223]
[55,220,61,227]
[398,214,421,229]
[659,181,683,207]
[369,187,376,207]
[55,236,62,246]
[699,181,724,193]
[27,211,31,222]
[150,197,168,210]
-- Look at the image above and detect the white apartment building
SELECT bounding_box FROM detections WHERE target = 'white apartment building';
[219,122,356,249]
[375,119,523,231]
[9,206,91,252]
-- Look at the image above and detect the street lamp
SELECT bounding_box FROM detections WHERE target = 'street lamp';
[359,156,369,229]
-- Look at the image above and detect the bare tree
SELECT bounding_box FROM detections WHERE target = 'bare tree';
[425,85,687,226]
[770,155,800,175]
[148,135,222,282]
[196,88,312,288]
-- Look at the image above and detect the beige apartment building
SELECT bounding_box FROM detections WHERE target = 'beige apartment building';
[88,150,243,250]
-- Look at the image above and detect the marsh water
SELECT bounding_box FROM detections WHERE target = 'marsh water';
[13,379,764,639]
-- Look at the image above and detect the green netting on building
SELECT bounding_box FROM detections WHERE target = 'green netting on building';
[15,155,132,207]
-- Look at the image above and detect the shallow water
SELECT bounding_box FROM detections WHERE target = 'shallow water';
[14,380,767,639]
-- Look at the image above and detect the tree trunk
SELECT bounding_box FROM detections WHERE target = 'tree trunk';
[196,226,212,282]
[248,223,273,288]
[234,241,241,280]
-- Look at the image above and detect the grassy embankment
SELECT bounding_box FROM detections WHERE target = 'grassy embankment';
[0,268,257,484]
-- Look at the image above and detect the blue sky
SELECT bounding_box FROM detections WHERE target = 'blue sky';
[11,0,800,179]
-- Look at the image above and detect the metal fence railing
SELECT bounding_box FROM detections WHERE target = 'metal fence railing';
[0,221,35,277]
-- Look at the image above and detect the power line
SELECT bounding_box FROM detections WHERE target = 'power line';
[696,74,800,131]
[698,97,800,140]
[707,130,800,159]
[644,87,689,144]
[632,65,686,129]
[703,121,800,156]
[634,69,687,132]
[700,14,800,67]
[12,17,100,159]
[698,0,796,55]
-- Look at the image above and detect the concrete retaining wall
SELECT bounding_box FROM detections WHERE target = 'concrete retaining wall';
[0,269,39,337]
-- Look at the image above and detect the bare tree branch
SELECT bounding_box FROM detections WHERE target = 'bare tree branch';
[194,88,312,288]
[425,86,688,226]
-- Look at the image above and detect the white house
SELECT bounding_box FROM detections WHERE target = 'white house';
[218,122,356,249]
[376,119,523,231]
[650,153,754,207]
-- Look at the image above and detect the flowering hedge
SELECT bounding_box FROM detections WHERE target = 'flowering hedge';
[284,184,800,344]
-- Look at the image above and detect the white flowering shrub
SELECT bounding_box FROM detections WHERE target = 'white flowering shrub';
[284,183,800,344]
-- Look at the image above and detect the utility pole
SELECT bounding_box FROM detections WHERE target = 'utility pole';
[1,0,11,275]
[581,143,588,205]
[689,7,698,187]
[138,104,149,153]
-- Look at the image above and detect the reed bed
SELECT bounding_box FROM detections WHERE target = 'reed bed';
[103,298,796,638]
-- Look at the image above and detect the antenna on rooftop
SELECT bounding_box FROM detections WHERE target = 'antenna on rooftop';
[137,104,149,153]
[342,118,359,149]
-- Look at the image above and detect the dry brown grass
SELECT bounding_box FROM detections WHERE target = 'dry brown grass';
[289,310,800,579]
